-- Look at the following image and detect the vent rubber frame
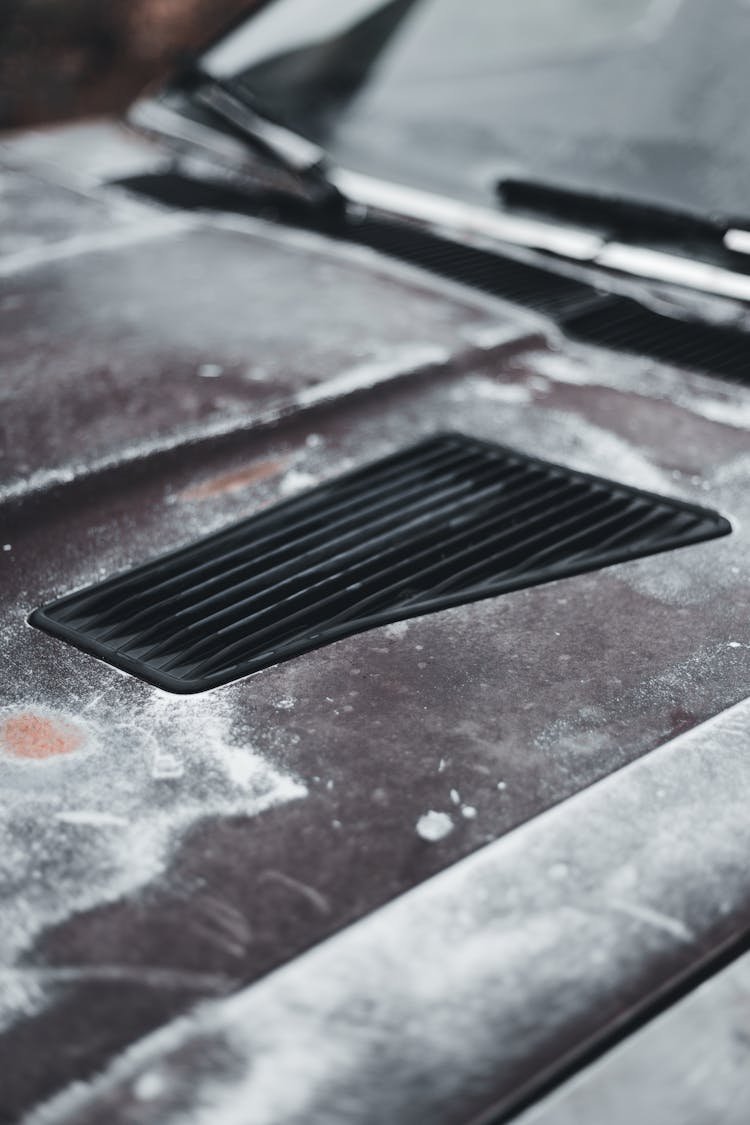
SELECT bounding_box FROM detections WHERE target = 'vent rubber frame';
[30,433,731,694]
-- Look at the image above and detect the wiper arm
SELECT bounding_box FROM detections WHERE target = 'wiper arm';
[191,74,342,210]
[496,175,750,301]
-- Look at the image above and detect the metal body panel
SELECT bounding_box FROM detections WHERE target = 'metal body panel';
[519,950,750,1125]
[26,698,750,1124]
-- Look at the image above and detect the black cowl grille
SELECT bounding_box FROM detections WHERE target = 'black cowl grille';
[348,218,750,386]
[562,296,750,384]
[352,216,599,318]
[31,434,730,693]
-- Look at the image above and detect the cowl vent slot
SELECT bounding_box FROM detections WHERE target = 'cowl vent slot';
[352,216,598,318]
[562,295,750,384]
[30,434,730,693]
[349,217,750,385]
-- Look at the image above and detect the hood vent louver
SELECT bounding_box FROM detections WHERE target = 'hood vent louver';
[30,434,730,693]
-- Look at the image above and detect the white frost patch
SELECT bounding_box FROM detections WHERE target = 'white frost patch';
[0,694,306,1031]
[461,323,526,350]
[383,620,409,640]
[197,363,223,379]
[416,810,454,843]
[55,810,128,828]
[530,349,597,387]
[534,409,673,495]
[466,374,533,404]
[529,345,750,433]
[0,213,193,279]
[278,469,317,496]
[682,394,750,431]
[294,345,448,408]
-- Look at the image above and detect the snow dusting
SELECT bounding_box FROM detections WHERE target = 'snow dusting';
[0,694,306,1031]
[293,345,449,409]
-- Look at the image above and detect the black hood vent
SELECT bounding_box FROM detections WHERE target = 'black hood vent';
[31,434,730,693]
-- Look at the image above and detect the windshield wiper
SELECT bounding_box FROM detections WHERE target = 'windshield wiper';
[190,73,342,210]
[497,177,728,252]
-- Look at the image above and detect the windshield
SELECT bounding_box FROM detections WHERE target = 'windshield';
[200,0,749,224]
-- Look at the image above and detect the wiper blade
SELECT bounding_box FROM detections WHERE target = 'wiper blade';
[191,74,342,209]
[497,177,727,246]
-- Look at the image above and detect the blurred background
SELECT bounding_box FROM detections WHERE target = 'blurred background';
[0,0,256,130]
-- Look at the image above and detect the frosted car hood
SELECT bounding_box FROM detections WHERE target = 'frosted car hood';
[1,123,749,1125]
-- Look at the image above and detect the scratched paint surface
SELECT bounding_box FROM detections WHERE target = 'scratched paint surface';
[0,126,749,1122]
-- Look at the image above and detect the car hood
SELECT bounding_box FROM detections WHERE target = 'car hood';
[1,122,749,1125]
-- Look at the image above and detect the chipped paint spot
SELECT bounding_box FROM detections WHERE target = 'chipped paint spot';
[0,709,87,761]
[178,458,289,500]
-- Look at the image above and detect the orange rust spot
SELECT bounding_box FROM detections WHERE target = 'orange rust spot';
[0,711,85,761]
[179,458,289,500]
